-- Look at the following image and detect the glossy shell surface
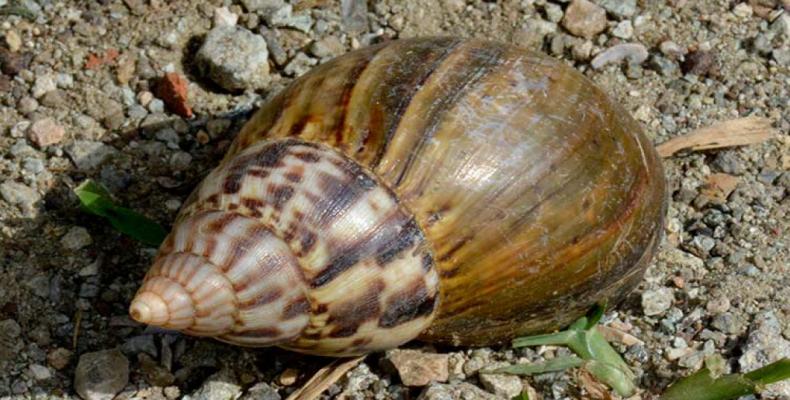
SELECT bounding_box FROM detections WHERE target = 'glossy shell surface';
[131,37,666,355]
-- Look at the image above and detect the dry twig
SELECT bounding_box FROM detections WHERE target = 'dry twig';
[656,117,777,158]
[286,356,366,400]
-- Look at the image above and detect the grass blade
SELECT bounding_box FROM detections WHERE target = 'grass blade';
[489,356,584,375]
[661,357,790,400]
[74,180,167,247]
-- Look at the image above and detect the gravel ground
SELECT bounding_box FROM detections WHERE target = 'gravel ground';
[0,0,788,399]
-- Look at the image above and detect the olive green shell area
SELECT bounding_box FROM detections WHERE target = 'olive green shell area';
[229,37,666,346]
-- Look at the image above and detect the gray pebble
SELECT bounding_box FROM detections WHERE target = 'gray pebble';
[40,89,67,108]
[310,36,345,59]
[239,382,280,400]
[22,157,45,174]
[18,96,39,114]
[66,140,118,170]
[127,104,148,120]
[418,382,496,400]
[195,26,270,92]
[25,275,50,298]
[74,349,129,400]
[283,53,318,77]
[169,151,193,171]
[0,180,40,210]
[31,74,56,98]
[739,311,790,395]
[479,373,523,398]
[121,335,158,357]
[598,0,637,18]
[711,312,743,335]
[544,3,564,23]
[259,28,288,67]
[29,364,52,381]
[774,49,790,66]
[341,0,369,34]
[611,20,633,39]
[267,4,313,33]
[641,287,674,316]
[61,226,93,250]
[189,369,242,400]
[241,0,284,12]
[147,98,165,114]
[711,151,744,174]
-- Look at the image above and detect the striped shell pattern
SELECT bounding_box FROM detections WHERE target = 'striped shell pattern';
[129,37,667,357]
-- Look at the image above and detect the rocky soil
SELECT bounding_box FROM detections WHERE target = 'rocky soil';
[0,0,788,399]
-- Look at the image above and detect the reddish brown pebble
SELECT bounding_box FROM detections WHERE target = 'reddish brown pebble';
[155,72,194,118]
[682,50,716,76]
[28,118,66,147]
[84,53,103,70]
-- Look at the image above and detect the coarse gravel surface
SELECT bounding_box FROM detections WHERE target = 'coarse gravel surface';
[0,0,788,399]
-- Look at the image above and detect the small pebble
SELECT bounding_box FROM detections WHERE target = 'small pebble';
[74,349,130,400]
[479,373,523,398]
[598,0,637,18]
[189,369,242,400]
[29,364,52,380]
[31,74,56,98]
[195,26,270,91]
[17,96,38,114]
[47,348,73,370]
[386,349,449,387]
[154,72,193,118]
[61,226,93,250]
[682,50,716,76]
[641,287,674,316]
[0,181,40,212]
[4,30,22,52]
[611,20,634,39]
[27,118,66,148]
[562,0,607,39]
[341,0,369,34]
[213,6,238,27]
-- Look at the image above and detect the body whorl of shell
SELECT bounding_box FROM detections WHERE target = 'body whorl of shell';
[131,37,666,354]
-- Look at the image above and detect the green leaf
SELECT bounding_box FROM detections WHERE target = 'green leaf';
[661,357,790,400]
[490,356,584,375]
[505,305,636,397]
[74,180,167,247]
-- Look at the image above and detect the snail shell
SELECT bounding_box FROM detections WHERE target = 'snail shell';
[129,37,666,356]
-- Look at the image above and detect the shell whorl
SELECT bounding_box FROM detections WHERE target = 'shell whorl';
[130,139,440,356]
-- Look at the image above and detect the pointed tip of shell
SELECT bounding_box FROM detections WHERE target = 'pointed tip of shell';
[129,291,169,326]
[129,279,196,331]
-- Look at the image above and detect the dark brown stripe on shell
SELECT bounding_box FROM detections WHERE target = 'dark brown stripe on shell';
[310,168,372,227]
[367,38,464,166]
[374,218,424,266]
[238,287,284,309]
[391,44,508,186]
[222,140,296,194]
[269,185,295,210]
[311,211,411,287]
[327,280,384,338]
[379,278,437,328]
[282,296,311,320]
[229,327,283,338]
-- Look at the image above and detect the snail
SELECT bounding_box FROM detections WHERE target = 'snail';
[129,37,667,357]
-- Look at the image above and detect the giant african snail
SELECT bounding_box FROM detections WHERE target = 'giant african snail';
[129,37,667,357]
